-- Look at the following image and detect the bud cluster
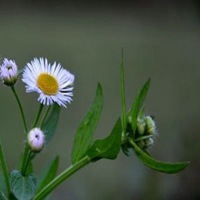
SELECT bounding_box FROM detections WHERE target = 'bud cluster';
[128,115,157,150]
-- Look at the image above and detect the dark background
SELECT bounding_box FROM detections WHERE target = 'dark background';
[0,0,199,199]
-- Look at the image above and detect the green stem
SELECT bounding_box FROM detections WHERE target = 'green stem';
[33,156,90,200]
[120,48,127,139]
[32,104,44,128]
[40,105,51,127]
[21,104,44,175]
[0,144,10,196]
[11,86,28,132]
[20,145,32,176]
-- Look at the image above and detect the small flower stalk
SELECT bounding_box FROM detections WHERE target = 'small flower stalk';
[27,127,45,152]
[0,58,18,86]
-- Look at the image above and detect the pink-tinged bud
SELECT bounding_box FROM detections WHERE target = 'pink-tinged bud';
[27,128,45,152]
[0,58,18,86]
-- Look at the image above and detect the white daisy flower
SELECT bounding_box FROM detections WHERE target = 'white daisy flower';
[27,127,45,152]
[22,58,74,107]
[0,58,18,86]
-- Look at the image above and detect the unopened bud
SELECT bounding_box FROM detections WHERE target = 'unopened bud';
[27,128,45,152]
[137,118,146,135]
[145,116,156,135]
[0,58,18,86]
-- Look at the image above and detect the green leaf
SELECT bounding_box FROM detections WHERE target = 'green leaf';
[41,103,61,144]
[71,83,103,164]
[10,170,37,200]
[131,140,190,173]
[0,143,10,197]
[129,79,151,135]
[87,119,122,161]
[36,156,59,194]
[0,162,6,196]
[0,190,8,200]
[122,79,150,157]
[120,49,127,135]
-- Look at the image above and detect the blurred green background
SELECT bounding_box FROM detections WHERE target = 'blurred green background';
[0,0,199,199]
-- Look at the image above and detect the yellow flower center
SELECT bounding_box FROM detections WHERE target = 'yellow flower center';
[37,73,59,95]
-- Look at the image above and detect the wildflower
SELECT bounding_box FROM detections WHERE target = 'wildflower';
[27,127,45,152]
[0,58,18,86]
[22,58,74,107]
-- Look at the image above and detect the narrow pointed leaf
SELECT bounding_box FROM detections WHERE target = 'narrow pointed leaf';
[36,156,59,194]
[129,79,151,134]
[87,119,122,161]
[10,170,37,200]
[123,80,150,156]
[0,143,10,197]
[120,49,127,135]
[71,83,103,164]
[41,104,60,144]
[131,141,189,173]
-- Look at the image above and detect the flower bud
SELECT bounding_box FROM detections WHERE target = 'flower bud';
[145,116,156,135]
[137,118,146,135]
[144,138,154,148]
[27,128,45,152]
[0,58,18,86]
